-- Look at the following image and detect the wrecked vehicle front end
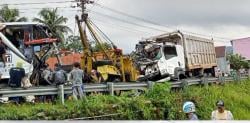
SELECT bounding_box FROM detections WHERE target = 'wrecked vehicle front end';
[132,42,170,81]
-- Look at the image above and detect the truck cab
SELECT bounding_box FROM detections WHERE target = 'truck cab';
[141,42,185,81]
[157,44,185,79]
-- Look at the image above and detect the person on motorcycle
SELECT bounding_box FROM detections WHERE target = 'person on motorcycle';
[183,101,199,120]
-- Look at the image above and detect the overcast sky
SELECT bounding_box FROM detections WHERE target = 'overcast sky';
[1,0,250,53]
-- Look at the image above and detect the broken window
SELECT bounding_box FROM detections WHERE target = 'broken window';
[163,46,177,60]
[152,48,162,60]
[33,26,48,40]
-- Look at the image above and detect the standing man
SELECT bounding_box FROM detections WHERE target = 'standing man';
[183,101,199,120]
[41,63,52,85]
[70,62,84,100]
[52,63,67,85]
[211,100,234,120]
[8,62,25,104]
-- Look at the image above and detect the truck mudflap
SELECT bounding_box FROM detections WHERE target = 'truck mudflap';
[172,67,186,80]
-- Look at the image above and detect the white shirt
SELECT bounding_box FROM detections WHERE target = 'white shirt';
[211,110,234,120]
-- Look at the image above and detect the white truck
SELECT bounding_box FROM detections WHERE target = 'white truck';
[134,31,217,81]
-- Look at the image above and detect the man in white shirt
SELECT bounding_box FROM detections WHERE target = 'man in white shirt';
[211,100,234,120]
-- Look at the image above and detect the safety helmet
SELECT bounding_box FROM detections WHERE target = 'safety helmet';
[183,101,196,113]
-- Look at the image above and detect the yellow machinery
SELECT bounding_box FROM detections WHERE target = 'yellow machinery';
[76,15,139,82]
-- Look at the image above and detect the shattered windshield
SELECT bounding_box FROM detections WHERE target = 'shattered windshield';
[163,46,177,60]
[145,45,162,60]
[152,48,162,60]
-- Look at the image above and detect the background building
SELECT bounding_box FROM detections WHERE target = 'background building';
[215,46,232,74]
[231,37,250,61]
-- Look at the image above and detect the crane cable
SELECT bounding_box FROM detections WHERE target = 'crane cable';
[88,18,117,49]
[86,18,111,60]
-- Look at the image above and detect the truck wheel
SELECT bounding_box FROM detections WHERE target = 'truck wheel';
[179,74,186,80]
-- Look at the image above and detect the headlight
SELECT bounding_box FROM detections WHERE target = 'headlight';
[145,64,159,75]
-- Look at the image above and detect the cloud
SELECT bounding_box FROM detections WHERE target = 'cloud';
[1,0,250,53]
[99,0,250,26]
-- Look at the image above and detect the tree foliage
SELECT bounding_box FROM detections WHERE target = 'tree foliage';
[58,35,113,53]
[227,54,249,71]
[33,8,72,41]
[0,5,27,22]
[59,35,83,52]
[91,42,112,52]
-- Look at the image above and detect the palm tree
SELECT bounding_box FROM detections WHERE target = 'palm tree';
[33,8,72,41]
[0,5,27,22]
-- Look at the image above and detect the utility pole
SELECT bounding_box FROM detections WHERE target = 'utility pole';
[75,0,94,22]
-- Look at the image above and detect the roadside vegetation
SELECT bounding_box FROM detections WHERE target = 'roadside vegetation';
[0,80,249,120]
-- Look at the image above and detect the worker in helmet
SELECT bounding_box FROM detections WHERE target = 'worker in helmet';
[211,100,234,120]
[183,101,199,120]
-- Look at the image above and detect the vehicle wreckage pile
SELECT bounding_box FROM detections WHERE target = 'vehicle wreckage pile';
[131,41,163,81]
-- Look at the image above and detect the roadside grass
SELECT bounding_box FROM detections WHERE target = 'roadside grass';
[0,80,249,120]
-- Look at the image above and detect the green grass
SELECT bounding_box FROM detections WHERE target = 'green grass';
[0,80,250,120]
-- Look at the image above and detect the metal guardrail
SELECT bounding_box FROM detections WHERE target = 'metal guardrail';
[0,75,249,104]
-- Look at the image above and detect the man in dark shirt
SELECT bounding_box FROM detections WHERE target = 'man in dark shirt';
[9,62,25,87]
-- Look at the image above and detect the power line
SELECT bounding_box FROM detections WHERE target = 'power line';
[8,1,232,43]
[91,12,230,43]
[89,0,100,11]
[94,3,174,31]
[89,11,230,43]
[90,17,154,35]
[95,3,232,41]
[89,10,169,33]
[18,6,74,10]
[0,1,74,6]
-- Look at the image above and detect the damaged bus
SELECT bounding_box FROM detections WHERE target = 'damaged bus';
[0,22,59,84]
